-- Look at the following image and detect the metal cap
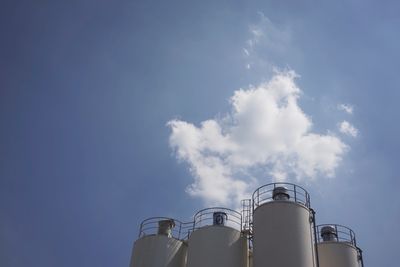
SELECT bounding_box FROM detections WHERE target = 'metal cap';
[213,212,227,226]
[158,219,175,237]
[272,186,290,200]
[321,225,338,242]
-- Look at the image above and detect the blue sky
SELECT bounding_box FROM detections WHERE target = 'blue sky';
[1,0,399,266]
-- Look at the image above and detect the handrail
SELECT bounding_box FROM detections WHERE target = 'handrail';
[193,207,242,231]
[316,224,357,246]
[252,182,311,212]
[138,217,193,240]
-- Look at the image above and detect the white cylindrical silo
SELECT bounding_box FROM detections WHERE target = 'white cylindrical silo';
[252,183,316,267]
[317,224,362,267]
[129,218,189,267]
[186,208,249,267]
[249,250,253,267]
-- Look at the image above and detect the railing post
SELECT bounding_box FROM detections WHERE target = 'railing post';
[357,247,364,267]
[138,221,143,238]
[252,194,255,216]
[335,225,339,241]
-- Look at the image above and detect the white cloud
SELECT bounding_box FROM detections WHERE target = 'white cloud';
[338,103,353,114]
[168,71,348,206]
[339,121,358,137]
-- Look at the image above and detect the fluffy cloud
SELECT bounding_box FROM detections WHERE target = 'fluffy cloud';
[168,71,348,206]
[339,121,358,137]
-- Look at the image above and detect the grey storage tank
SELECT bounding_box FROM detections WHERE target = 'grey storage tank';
[186,207,249,267]
[129,217,190,267]
[252,183,317,267]
[317,224,363,267]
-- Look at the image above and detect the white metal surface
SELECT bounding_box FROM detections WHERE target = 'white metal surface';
[253,201,316,267]
[249,250,253,267]
[186,225,248,267]
[318,242,360,267]
[130,235,187,267]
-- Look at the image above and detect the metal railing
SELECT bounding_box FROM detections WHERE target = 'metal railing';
[138,217,193,240]
[252,182,311,212]
[193,207,242,231]
[316,224,357,246]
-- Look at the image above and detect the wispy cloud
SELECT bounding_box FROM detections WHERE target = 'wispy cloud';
[338,103,354,114]
[339,121,358,137]
[168,71,347,206]
[243,12,291,70]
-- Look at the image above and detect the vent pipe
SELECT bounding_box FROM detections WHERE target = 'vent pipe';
[158,219,175,237]
[272,187,290,201]
[321,225,338,242]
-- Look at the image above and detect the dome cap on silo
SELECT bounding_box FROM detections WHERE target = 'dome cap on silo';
[273,186,290,200]
[321,225,338,242]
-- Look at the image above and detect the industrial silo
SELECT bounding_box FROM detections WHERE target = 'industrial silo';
[186,207,249,267]
[317,224,364,267]
[252,183,317,267]
[130,217,190,267]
